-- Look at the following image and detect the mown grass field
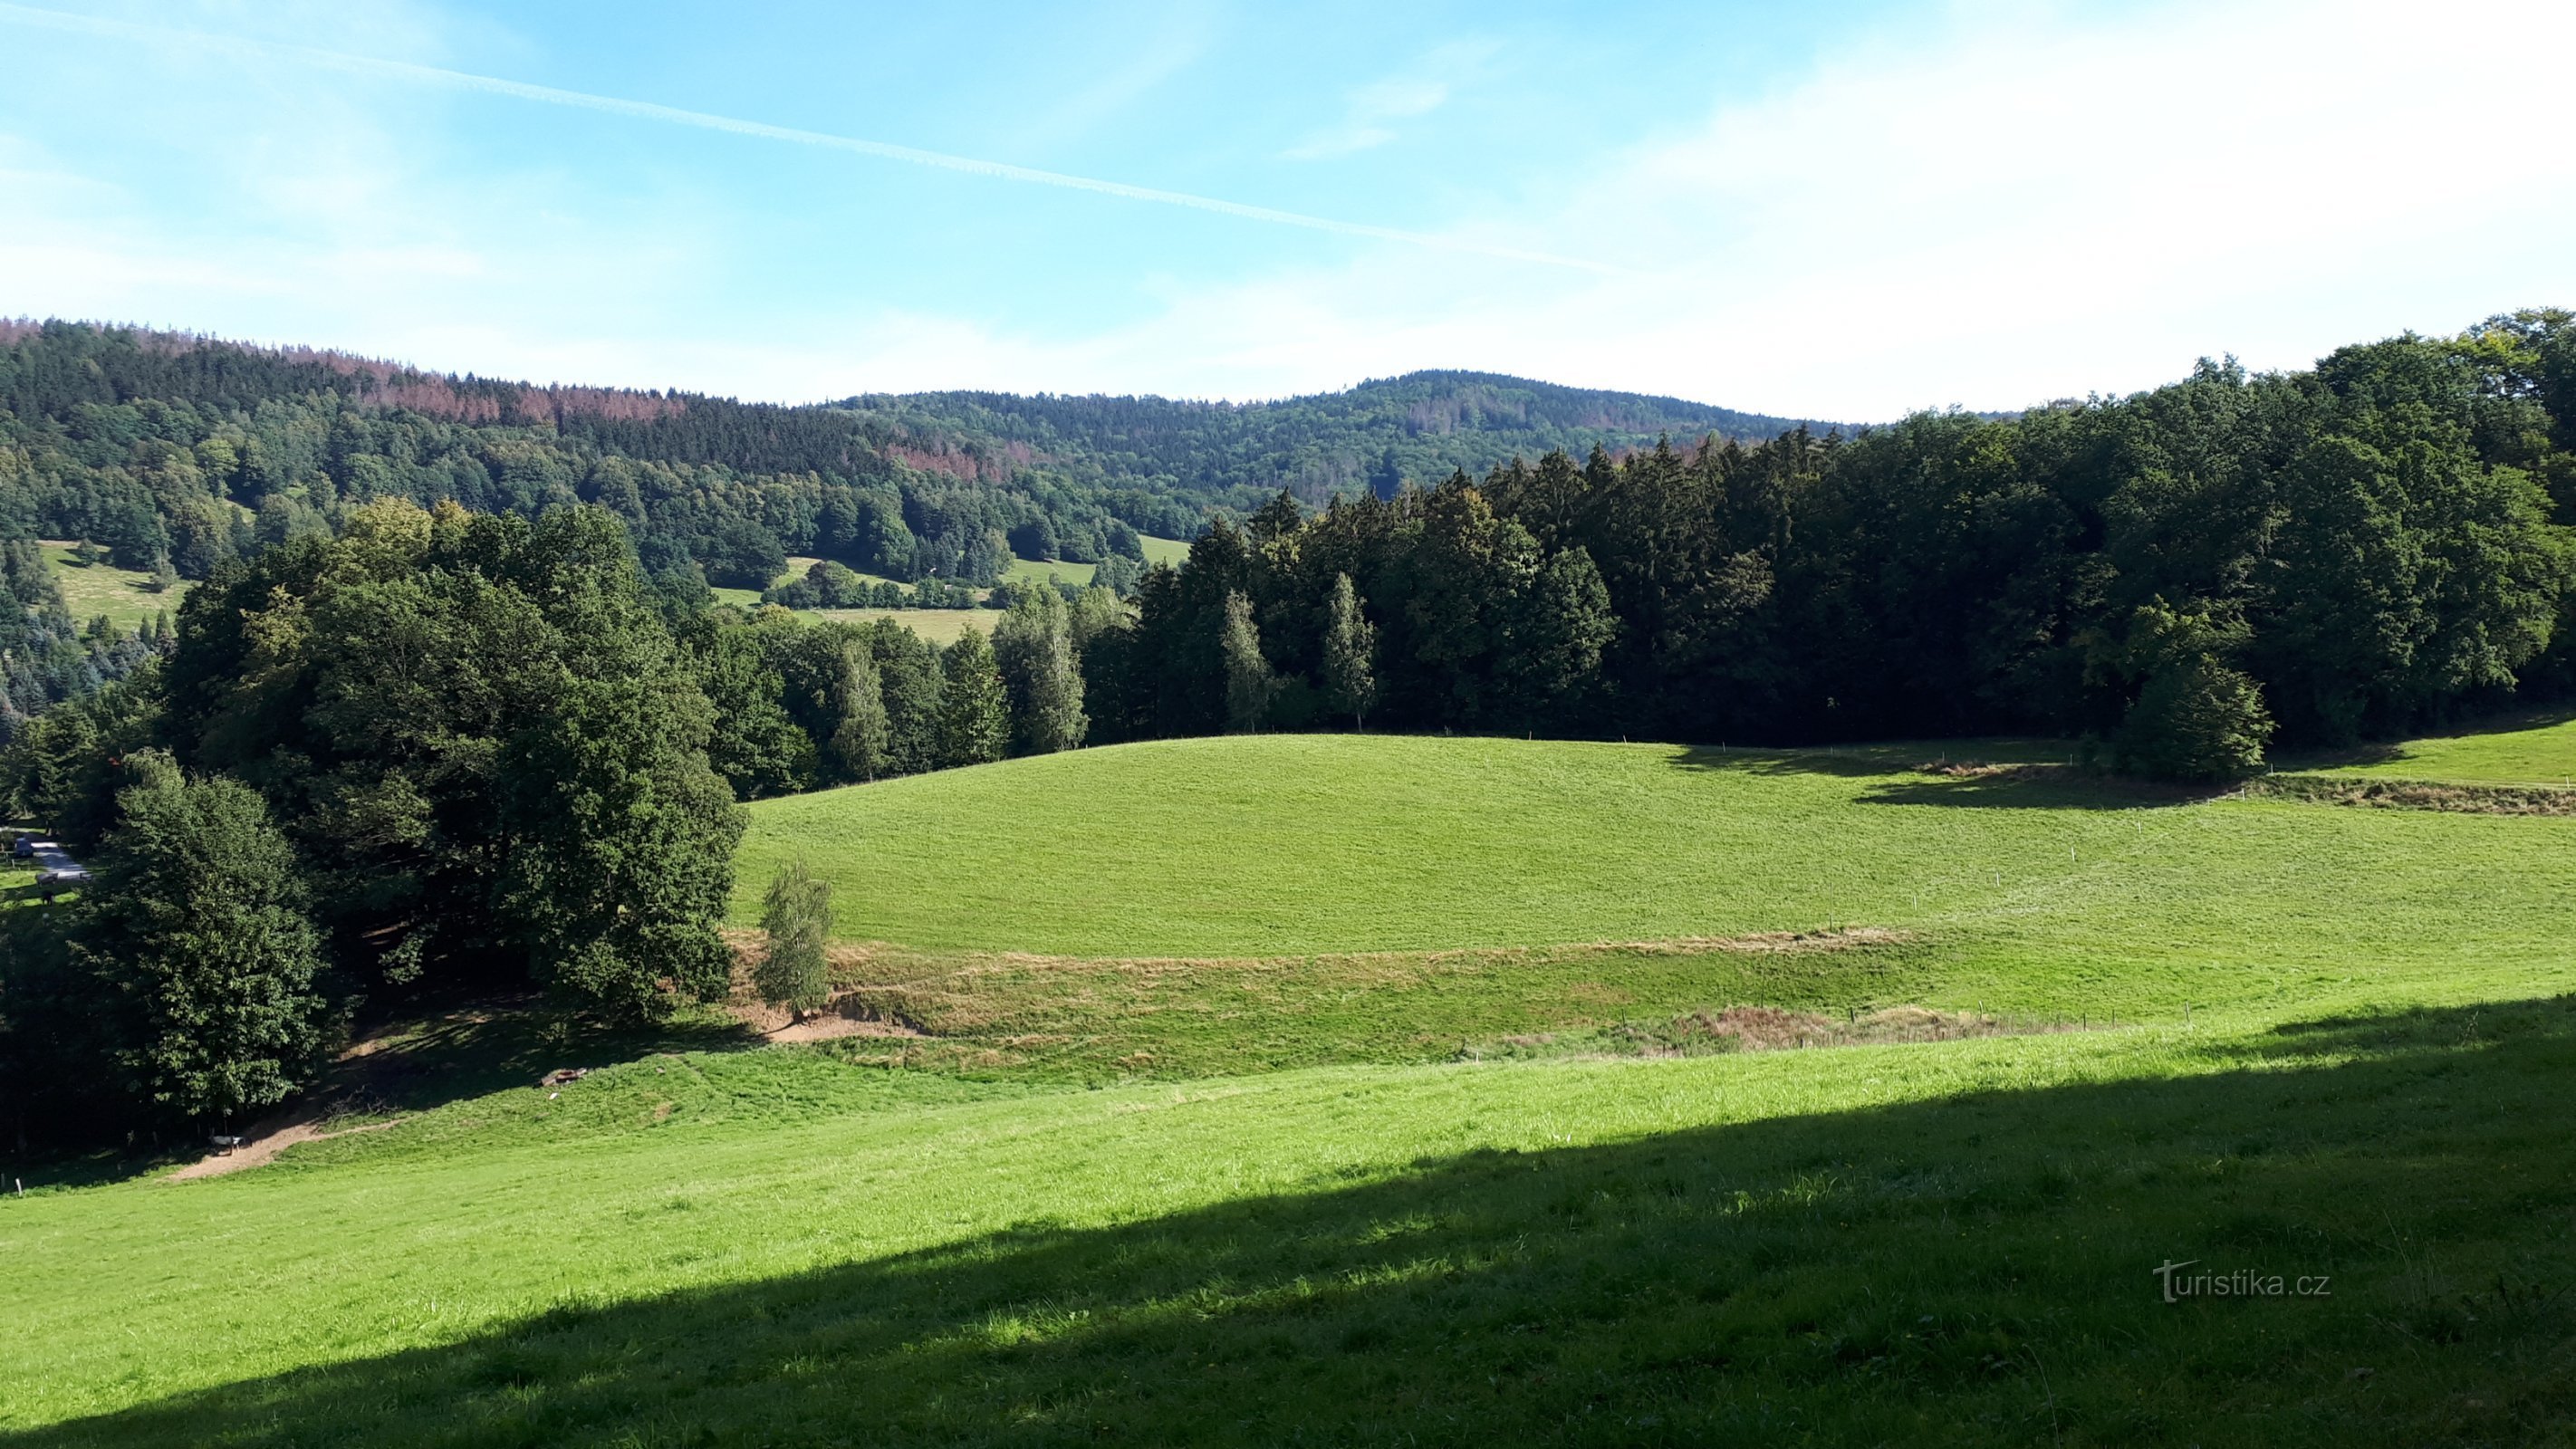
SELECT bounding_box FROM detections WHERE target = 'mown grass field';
[804,606,995,644]
[733,737,2576,1062]
[38,541,187,629]
[5,1001,2572,1444]
[706,537,1185,618]
[6,721,2575,1444]
[2291,706,2576,786]
[1002,555,1096,587]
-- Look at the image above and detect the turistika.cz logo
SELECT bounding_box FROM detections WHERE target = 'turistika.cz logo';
[2154,1260,2332,1303]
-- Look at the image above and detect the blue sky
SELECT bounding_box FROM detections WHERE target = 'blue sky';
[2,0,2570,418]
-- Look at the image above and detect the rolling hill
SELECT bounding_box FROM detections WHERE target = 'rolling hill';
[8,719,2576,1444]
[851,369,1849,507]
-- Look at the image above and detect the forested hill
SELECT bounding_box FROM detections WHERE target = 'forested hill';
[846,371,1843,507]
[0,319,1238,600]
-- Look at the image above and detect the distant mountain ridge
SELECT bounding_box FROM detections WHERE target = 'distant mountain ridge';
[843,370,1848,506]
[0,321,1851,594]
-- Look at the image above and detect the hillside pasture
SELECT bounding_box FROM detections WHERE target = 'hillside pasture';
[1001,555,1096,588]
[735,736,2576,1053]
[2289,705,2576,786]
[13,722,2576,1443]
[806,607,995,644]
[4,998,2572,1444]
[39,541,187,629]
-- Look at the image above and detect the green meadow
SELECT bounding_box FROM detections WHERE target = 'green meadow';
[2292,706,2576,787]
[38,541,187,629]
[734,735,2575,1041]
[7,719,2576,1444]
[805,606,995,644]
[711,537,1187,617]
[1001,555,1097,587]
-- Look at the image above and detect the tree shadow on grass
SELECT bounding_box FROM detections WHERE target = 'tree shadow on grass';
[17,996,2576,1447]
[328,996,764,1120]
[1666,745,2219,811]
[2273,705,2576,776]
[0,973,764,1190]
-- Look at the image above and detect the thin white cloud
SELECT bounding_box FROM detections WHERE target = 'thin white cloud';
[831,0,2576,417]
[0,2,1613,275]
[1284,40,1497,160]
[1003,4,1215,151]
[5,0,2568,419]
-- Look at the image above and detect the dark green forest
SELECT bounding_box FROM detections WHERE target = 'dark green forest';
[1092,312,2576,768]
[0,321,1821,626]
[849,371,1840,510]
[4,308,2572,1147]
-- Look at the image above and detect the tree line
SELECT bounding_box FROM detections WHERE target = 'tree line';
[1081,314,2576,778]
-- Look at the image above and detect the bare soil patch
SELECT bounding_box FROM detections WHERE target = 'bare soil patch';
[1912,761,2052,781]
[722,930,931,1040]
[2249,773,2576,816]
[168,1111,402,1181]
[1464,1003,2100,1061]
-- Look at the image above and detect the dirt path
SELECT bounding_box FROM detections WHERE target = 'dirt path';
[167,1114,402,1182]
[759,1013,926,1043]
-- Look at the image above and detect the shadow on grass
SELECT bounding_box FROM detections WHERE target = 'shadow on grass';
[0,957,765,1189]
[2273,705,2576,775]
[329,996,765,1120]
[16,997,2576,1446]
[1666,745,2218,811]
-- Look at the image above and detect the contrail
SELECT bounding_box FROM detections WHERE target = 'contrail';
[0,2,1619,275]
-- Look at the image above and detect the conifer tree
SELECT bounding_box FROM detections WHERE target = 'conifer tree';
[2109,602,2274,782]
[1221,590,1275,733]
[2116,652,2273,782]
[755,860,833,1021]
[1321,572,1377,730]
[937,626,1010,767]
[1509,547,1618,726]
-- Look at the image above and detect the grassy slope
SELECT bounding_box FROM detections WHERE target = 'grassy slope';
[805,607,994,644]
[11,724,2576,1443]
[735,736,2575,1037]
[39,542,187,629]
[5,1003,2572,1444]
[1002,556,1097,587]
[2290,706,2576,786]
[1138,533,1191,567]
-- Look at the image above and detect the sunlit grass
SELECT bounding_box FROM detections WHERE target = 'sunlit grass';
[38,541,186,629]
[2288,705,2576,786]
[736,735,2576,1035]
[11,719,2576,1443]
[5,1001,2572,1444]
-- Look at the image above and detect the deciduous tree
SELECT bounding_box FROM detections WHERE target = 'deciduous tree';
[755,860,833,1020]
[76,752,332,1127]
